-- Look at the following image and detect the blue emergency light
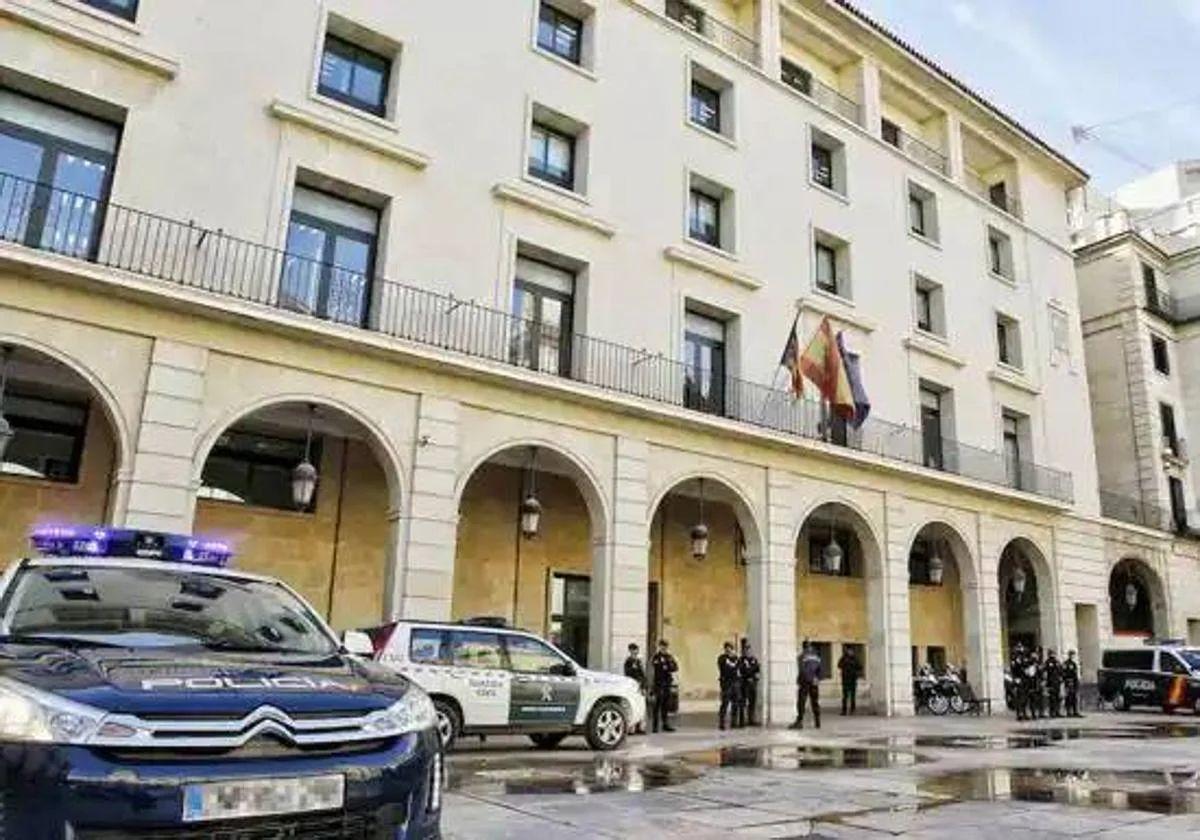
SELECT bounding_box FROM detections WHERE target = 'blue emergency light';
[30,526,233,567]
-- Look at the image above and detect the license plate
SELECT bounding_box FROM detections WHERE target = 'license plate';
[182,774,344,823]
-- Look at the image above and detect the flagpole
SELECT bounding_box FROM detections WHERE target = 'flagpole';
[758,299,806,424]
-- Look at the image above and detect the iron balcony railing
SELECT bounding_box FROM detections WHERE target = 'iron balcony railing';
[0,170,1074,503]
[665,0,759,65]
[964,168,1023,220]
[779,59,862,126]
[881,119,949,176]
[1099,490,1198,536]
[1142,283,1200,325]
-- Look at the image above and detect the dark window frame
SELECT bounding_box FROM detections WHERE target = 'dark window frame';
[1170,476,1188,533]
[920,386,944,471]
[511,267,575,377]
[200,429,325,513]
[811,142,834,190]
[1152,334,1171,376]
[909,191,927,236]
[689,79,722,133]
[528,121,577,191]
[537,2,584,65]
[79,0,139,22]
[780,59,812,96]
[283,194,379,327]
[915,285,933,333]
[814,241,838,294]
[688,188,722,248]
[0,390,89,484]
[996,317,1012,365]
[1161,402,1180,455]
[318,34,392,117]
[683,315,726,416]
[881,118,900,147]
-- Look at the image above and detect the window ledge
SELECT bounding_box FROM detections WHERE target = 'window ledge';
[988,366,1040,395]
[989,269,1017,288]
[908,229,942,250]
[1,0,178,78]
[520,172,590,206]
[664,245,760,290]
[50,0,138,32]
[798,294,876,333]
[531,43,598,81]
[309,92,401,134]
[686,118,738,150]
[903,334,964,367]
[269,98,431,169]
[493,181,616,238]
[809,179,850,205]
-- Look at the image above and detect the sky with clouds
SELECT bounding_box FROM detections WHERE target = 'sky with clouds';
[852,0,1200,192]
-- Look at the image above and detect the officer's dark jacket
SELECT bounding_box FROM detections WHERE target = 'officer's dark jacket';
[651,651,678,686]
[718,652,739,686]
[738,654,760,682]
[624,655,646,688]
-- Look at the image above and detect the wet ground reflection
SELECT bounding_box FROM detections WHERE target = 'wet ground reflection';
[690,744,926,770]
[871,722,1200,751]
[922,767,1200,814]
[446,756,702,795]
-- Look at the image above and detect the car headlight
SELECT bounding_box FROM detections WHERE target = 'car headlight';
[0,677,105,744]
[363,689,436,736]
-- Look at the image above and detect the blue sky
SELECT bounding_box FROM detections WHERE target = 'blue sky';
[853,0,1200,191]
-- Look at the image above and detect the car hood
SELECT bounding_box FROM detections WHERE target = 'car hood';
[578,668,637,691]
[0,643,410,716]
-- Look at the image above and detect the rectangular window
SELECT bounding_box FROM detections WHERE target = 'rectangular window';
[814,241,837,294]
[199,429,323,512]
[505,635,570,674]
[1170,476,1188,532]
[281,186,378,326]
[909,193,926,235]
[1143,263,1159,302]
[548,572,590,666]
[812,143,834,190]
[537,2,583,64]
[0,392,88,483]
[881,117,900,148]
[1003,412,1022,489]
[684,310,726,416]
[688,188,721,247]
[689,79,721,133]
[988,227,1013,279]
[1152,334,1170,375]
[80,0,138,21]
[908,182,938,241]
[528,121,576,190]
[996,314,1021,368]
[1049,307,1071,365]
[915,286,933,333]
[988,181,1009,212]
[0,90,120,260]
[812,641,832,681]
[780,59,812,96]
[318,35,391,116]
[409,628,448,664]
[1161,402,1180,455]
[666,0,705,33]
[920,386,944,470]
[511,256,575,377]
[449,631,506,670]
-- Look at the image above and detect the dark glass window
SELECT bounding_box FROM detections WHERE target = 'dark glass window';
[548,572,589,666]
[811,641,832,680]
[448,631,506,670]
[881,118,900,147]
[318,35,391,116]
[537,3,583,64]
[688,189,721,247]
[80,0,138,21]
[988,181,1009,211]
[409,628,448,663]
[199,429,322,512]
[1109,566,1153,636]
[528,122,575,190]
[0,90,119,261]
[988,231,1009,277]
[690,80,721,133]
[0,392,88,483]
[996,318,1011,365]
[1161,403,1179,455]
[811,143,834,189]
[1102,649,1154,670]
[667,0,705,33]
[511,257,574,376]
[684,311,726,416]
[915,286,933,332]
[1170,476,1187,532]
[908,537,940,585]
[505,635,569,674]
[1143,263,1158,301]
[780,59,812,95]
[1003,413,1022,489]
[1152,335,1170,375]
[281,187,378,326]
[814,242,838,294]
[909,193,926,235]
[920,386,944,470]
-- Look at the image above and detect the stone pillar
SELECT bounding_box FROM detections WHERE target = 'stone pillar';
[755,0,781,77]
[946,113,965,182]
[393,396,460,621]
[856,58,882,136]
[121,339,207,533]
[596,436,649,671]
[883,494,914,715]
[757,468,796,725]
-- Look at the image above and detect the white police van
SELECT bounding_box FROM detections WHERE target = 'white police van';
[348,618,645,751]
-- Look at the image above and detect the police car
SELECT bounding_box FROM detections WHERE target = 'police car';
[348,619,645,752]
[1098,639,1200,713]
[0,526,442,839]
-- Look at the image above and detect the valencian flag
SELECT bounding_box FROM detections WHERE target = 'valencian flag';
[798,316,855,420]
[837,331,871,429]
[778,315,805,396]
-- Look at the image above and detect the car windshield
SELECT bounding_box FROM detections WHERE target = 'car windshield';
[1,564,336,655]
[1177,649,1200,671]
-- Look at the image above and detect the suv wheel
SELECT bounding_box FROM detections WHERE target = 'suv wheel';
[1112,692,1128,712]
[585,700,628,751]
[433,698,461,751]
[1193,696,1200,716]
[529,733,568,749]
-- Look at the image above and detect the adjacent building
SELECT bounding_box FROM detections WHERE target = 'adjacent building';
[0,0,1193,719]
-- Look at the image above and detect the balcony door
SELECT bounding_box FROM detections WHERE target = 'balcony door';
[282,187,377,326]
[684,311,726,416]
[511,257,575,377]
[920,386,944,470]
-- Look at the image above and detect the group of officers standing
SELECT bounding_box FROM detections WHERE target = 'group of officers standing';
[623,637,761,731]
[1009,644,1083,720]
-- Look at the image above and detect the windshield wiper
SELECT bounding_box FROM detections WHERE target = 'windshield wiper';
[0,633,124,648]
[199,640,324,655]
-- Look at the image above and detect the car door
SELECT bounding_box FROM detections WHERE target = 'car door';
[447,630,511,727]
[1159,651,1190,707]
[503,634,581,727]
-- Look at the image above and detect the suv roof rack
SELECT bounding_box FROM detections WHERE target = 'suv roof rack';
[459,616,512,629]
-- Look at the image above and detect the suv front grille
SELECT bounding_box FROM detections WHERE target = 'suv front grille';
[74,805,402,839]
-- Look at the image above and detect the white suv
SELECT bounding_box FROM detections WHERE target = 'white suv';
[348,619,645,751]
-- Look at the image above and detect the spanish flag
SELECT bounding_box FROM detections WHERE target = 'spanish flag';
[799,316,855,420]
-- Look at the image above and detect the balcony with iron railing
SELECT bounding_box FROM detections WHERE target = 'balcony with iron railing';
[779,59,862,126]
[880,118,949,176]
[664,0,759,66]
[1142,281,1200,324]
[0,170,1075,503]
[1099,490,1200,537]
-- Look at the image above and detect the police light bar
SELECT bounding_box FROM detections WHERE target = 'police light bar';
[30,526,233,567]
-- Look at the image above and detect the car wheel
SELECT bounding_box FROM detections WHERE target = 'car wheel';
[529,733,568,750]
[1193,696,1200,716]
[928,694,951,716]
[585,700,628,751]
[432,698,461,751]
[1112,692,1128,712]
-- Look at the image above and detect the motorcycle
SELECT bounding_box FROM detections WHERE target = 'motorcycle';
[913,666,953,715]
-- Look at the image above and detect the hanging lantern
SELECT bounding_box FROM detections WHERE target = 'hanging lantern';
[1012,564,1028,597]
[0,347,12,463]
[1125,581,1138,610]
[928,543,945,585]
[291,404,319,510]
[520,446,542,538]
[691,478,709,560]
[822,536,844,574]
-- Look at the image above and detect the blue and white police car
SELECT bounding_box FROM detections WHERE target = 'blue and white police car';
[0,526,443,839]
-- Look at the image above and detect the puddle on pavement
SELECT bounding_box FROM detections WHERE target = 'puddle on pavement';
[446,756,701,795]
[873,723,1200,752]
[686,745,926,770]
[870,734,1054,750]
[921,767,1200,815]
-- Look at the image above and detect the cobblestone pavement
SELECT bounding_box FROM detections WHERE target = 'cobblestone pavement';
[441,711,1200,838]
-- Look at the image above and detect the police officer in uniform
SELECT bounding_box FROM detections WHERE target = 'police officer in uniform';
[1044,649,1063,718]
[624,642,647,733]
[650,639,678,733]
[737,638,760,728]
[1029,646,1045,719]
[717,641,740,730]
[1063,650,1083,718]
[837,646,862,716]
[1011,643,1028,721]
[790,641,822,729]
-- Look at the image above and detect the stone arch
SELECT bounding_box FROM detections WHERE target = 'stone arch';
[793,498,889,712]
[647,469,765,560]
[997,535,1058,656]
[906,520,983,688]
[1109,556,1167,638]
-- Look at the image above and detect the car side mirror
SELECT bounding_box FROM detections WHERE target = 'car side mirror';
[550,662,576,678]
[342,630,374,657]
